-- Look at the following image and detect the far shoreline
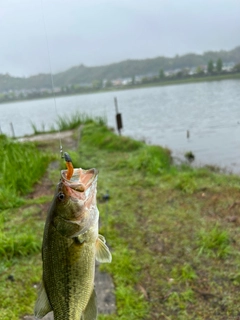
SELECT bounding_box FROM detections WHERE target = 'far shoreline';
[1,72,240,105]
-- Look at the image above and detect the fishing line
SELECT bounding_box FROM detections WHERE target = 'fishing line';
[40,0,63,158]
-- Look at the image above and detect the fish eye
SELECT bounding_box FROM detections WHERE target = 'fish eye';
[58,192,65,201]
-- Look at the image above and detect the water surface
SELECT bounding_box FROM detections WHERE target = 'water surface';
[1,80,240,172]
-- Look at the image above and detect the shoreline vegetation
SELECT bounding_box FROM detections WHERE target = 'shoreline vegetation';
[1,114,240,319]
[1,71,240,104]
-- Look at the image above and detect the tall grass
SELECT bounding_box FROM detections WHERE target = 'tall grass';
[30,121,46,135]
[0,135,51,209]
[56,112,107,131]
[0,229,41,259]
[30,111,107,134]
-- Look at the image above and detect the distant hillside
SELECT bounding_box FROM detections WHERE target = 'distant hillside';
[1,46,240,92]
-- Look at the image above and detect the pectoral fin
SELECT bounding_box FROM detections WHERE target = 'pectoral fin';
[82,288,98,320]
[95,234,112,263]
[34,282,52,319]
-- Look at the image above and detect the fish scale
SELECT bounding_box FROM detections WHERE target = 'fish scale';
[43,217,96,319]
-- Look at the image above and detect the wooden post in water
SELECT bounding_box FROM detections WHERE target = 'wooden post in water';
[10,122,15,138]
[114,97,123,136]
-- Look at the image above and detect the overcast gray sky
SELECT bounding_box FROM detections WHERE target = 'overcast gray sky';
[0,0,240,76]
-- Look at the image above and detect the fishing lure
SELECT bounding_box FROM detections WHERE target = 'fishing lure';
[64,152,74,180]
[64,152,85,192]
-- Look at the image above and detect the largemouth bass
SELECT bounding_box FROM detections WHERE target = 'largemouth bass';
[34,166,112,320]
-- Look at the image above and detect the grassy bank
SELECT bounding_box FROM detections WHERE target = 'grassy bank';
[1,120,240,319]
[79,123,240,319]
[0,135,53,319]
[0,135,52,208]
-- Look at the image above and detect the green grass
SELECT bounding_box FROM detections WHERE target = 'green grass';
[1,120,240,319]
[0,135,52,209]
[80,122,143,152]
[56,112,107,131]
[30,111,107,134]
[30,121,47,134]
[78,122,240,319]
[0,135,53,319]
[127,145,172,174]
[0,207,44,260]
[197,224,231,258]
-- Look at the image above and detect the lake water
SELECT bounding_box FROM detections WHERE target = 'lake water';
[1,80,240,173]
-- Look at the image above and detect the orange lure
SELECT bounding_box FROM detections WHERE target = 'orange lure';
[64,152,74,180]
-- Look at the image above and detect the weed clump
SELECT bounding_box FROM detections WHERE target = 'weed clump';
[128,145,172,174]
[197,224,230,258]
[174,172,197,194]
[172,263,197,283]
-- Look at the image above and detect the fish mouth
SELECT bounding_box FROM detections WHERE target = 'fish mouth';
[60,168,99,228]
[61,168,98,198]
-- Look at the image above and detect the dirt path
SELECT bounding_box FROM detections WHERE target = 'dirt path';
[22,129,116,319]
[18,131,74,143]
